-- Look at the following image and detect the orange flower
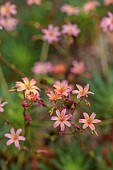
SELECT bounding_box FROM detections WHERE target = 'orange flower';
[16,77,40,98]
[47,91,62,101]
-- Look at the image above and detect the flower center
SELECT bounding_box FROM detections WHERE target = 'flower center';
[12,134,19,141]
[86,118,92,125]
[49,31,55,37]
[59,116,65,122]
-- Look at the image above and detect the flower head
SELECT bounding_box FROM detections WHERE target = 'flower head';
[70,61,85,75]
[62,23,80,37]
[42,24,60,44]
[0,100,8,112]
[53,80,71,97]
[100,12,113,32]
[61,4,80,16]
[104,0,113,6]
[0,2,17,17]
[32,62,53,75]
[0,16,18,31]
[72,84,94,99]
[51,109,72,131]
[82,1,100,13]
[5,128,25,150]
[27,0,42,6]
[15,77,40,98]
[79,112,101,130]
[47,91,62,101]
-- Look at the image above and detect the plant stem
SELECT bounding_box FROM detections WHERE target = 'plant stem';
[0,54,26,77]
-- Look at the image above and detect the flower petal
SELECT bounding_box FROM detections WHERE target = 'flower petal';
[72,90,79,94]
[84,84,89,92]
[22,77,29,85]
[83,112,89,119]
[51,116,58,120]
[16,129,22,135]
[93,119,101,123]
[14,140,20,147]
[90,112,96,119]
[79,119,86,123]
[83,123,89,129]
[64,121,71,127]
[53,121,60,128]
[10,128,15,134]
[18,136,25,141]
[5,133,12,138]
[60,123,65,131]
[76,84,83,91]
[89,124,95,130]
[30,79,36,86]
[6,139,14,146]
[56,110,60,117]
[61,109,66,116]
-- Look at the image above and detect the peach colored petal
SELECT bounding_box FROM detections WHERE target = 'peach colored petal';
[93,119,101,123]
[22,77,29,85]
[84,84,89,92]
[76,84,83,91]
[61,109,66,116]
[30,79,36,86]
[72,90,79,94]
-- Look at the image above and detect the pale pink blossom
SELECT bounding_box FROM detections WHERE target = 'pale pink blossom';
[47,91,62,101]
[82,1,100,13]
[70,61,85,75]
[0,100,8,112]
[79,112,101,130]
[100,12,113,32]
[5,128,25,150]
[32,62,53,75]
[61,4,80,16]
[72,84,94,99]
[51,109,72,131]
[27,0,41,6]
[62,23,80,37]
[53,80,71,97]
[104,0,113,6]
[42,24,60,44]
[0,16,18,31]
[0,2,17,17]
[15,77,40,97]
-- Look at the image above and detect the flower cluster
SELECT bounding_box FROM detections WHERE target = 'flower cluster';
[100,12,113,32]
[27,0,42,6]
[2,76,101,151]
[61,4,80,16]
[0,1,18,31]
[42,23,80,44]
[104,0,113,6]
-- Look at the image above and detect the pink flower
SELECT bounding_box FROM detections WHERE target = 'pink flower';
[61,4,80,16]
[47,91,62,101]
[104,0,113,6]
[42,24,60,44]
[62,23,80,37]
[0,16,18,31]
[15,77,40,98]
[0,2,17,17]
[53,80,71,97]
[79,112,101,130]
[72,84,94,99]
[27,0,42,6]
[32,62,53,75]
[5,128,25,150]
[0,100,8,112]
[70,61,85,75]
[82,1,100,13]
[100,12,113,32]
[51,109,72,131]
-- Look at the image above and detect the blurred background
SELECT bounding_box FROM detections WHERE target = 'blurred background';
[0,0,113,170]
